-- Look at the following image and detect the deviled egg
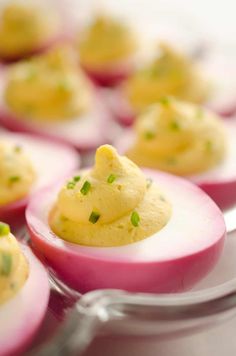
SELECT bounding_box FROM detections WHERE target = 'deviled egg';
[0,130,79,225]
[0,1,67,62]
[0,47,111,151]
[108,43,235,125]
[116,97,236,209]
[77,14,139,87]
[0,222,49,355]
[26,145,225,293]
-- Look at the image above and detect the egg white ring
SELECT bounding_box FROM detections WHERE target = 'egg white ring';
[0,73,112,152]
[26,170,225,293]
[0,244,49,356]
[106,52,236,127]
[115,119,236,209]
[0,130,79,223]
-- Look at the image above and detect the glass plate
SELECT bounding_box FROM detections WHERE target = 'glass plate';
[17,202,236,356]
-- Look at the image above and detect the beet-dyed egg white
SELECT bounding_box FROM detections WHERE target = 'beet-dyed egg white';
[26,145,225,294]
[0,131,79,225]
[107,45,236,126]
[0,48,112,152]
[0,225,49,356]
[204,49,236,117]
[116,109,236,209]
[77,14,139,87]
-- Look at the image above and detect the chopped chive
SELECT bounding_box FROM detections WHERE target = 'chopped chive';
[196,107,204,119]
[8,176,20,183]
[205,140,213,152]
[144,131,156,140]
[67,181,76,189]
[131,211,140,227]
[73,175,81,182]
[14,145,22,153]
[57,79,71,92]
[159,194,166,202]
[149,66,159,77]
[26,68,37,81]
[159,96,171,106]
[166,157,176,165]
[146,178,153,188]
[169,121,180,131]
[89,211,100,224]
[1,253,12,276]
[10,282,16,290]
[0,222,10,237]
[107,174,116,184]
[80,181,91,195]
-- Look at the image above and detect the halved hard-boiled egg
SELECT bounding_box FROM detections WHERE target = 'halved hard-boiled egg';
[77,13,139,87]
[116,98,236,209]
[0,222,49,356]
[107,43,236,126]
[0,130,79,225]
[0,47,112,151]
[0,1,71,63]
[26,145,225,294]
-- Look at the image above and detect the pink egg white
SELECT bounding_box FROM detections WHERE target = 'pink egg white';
[0,130,79,226]
[0,243,49,356]
[26,170,225,294]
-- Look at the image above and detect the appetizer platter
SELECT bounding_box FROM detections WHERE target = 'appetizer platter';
[1,0,236,355]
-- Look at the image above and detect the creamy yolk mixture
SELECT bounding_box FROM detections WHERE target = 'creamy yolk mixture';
[78,15,138,69]
[0,223,28,305]
[4,47,92,121]
[0,2,59,58]
[50,145,171,247]
[124,43,209,113]
[126,98,226,175]
[0,142,35,206]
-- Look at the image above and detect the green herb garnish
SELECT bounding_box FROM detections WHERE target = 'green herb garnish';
[169,121,180,131]
[89,211,100,224]
[27,69,37,82]
[57,79,71,92]
[1,254,12,276]
[14,145,22,153]
[107,174,116,184]
[166,156,177,164]
[146,178,153,188]
[0,223,10,237]
[67,181,76,189]
[159,96,171,106]
[8,176,20,183]
[196,107,204,119]
[144,131,156,140]
[131,211,140,227]
[205,140,213,152]
[80,181,91,195]
[73,175,81,182]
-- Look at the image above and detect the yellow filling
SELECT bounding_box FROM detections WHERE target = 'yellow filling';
[50,145,171,247]
[78,14,138,69]
[0,223,28,305]
[0,2,59,58]
[4,47,92,121]
[0,142,35,206]
[126,98,226,175]
[124,43,209,113]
